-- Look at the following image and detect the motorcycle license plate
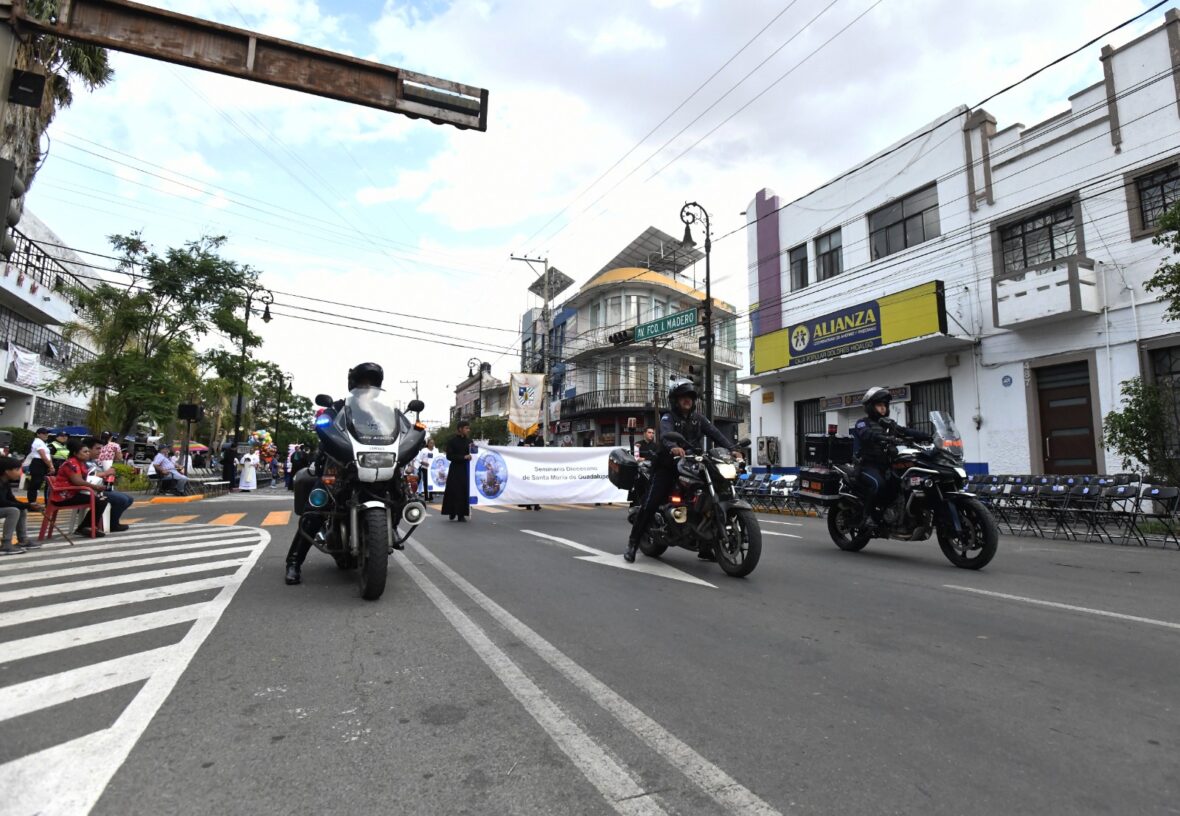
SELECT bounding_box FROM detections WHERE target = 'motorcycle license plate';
[910,476,923,486]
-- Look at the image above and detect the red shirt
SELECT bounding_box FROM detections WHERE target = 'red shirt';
[56,457,87,499]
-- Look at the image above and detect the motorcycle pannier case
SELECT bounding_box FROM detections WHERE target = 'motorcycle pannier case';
[795,465,843,504]
[608,448,639,490]
[803,434,854,465]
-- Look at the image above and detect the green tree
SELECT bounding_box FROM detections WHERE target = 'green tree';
[1102,377,1180,485]
[431,416,509,452]
[2,0,114,187]
[52,234,260,435]
[1145,201,1180,321]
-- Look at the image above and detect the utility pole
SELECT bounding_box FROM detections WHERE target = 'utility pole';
[232,284,273,448]
[400,379,420,418]
[511,254,550,444]
[680,203,713,423]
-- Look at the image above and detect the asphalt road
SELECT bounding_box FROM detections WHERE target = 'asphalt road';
[2,490,1178,815]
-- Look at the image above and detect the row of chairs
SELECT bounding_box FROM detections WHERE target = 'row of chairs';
[967,474,1179,549]
[737,472,823,516]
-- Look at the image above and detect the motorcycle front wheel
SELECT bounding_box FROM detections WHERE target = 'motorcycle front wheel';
[937,496,998,570]
[357,507,390,600]
[716,507,761,577]
[828,502,871,552]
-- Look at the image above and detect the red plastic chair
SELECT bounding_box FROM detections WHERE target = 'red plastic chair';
[38,477,100,544]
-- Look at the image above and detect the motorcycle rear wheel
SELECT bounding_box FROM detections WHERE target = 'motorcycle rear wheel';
[828,503,871,552]
[717,507,761,577]
[638,532,667,558]
[357,507,390,600]
[937,496,998,570]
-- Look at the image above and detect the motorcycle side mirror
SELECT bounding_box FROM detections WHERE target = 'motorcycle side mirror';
[663,431,688,446]
[407,399,425,413]
[314,394,333,408]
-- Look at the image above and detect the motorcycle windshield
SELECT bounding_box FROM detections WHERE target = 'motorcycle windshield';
[930,411,964,461]
[343,386,401,446]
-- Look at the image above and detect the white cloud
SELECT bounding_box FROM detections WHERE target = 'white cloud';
[573,17,668,55]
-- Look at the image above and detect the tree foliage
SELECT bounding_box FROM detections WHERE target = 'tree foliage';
[431,417,510,452]
[51,234,259,434]
[1145,201,1180,322]
[1102,377,1180,485]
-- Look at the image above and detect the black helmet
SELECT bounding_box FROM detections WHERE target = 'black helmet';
[348,362,384,391]
[668,380,698,413]
[862,386,891,416]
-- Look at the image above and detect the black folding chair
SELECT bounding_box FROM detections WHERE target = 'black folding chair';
[1033,484,1074,540]
[1134,485,1180,549]
[1065,484,1112,543]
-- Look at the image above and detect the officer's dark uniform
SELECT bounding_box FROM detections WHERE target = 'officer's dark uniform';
[625,383,732,562]
[853,390,931,524]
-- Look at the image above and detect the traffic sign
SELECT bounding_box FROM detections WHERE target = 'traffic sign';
[635,308,698,342]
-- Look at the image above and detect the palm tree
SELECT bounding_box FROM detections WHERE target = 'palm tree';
[1,0,113,187]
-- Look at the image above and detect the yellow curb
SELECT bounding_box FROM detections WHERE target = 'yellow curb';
[149,494,205,504]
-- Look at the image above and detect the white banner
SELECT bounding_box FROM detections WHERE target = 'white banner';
[469,445,628,506]
[6,345,45,389]
[508,372,545,438]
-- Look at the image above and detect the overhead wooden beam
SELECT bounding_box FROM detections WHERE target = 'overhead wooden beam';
[3,0,488,131]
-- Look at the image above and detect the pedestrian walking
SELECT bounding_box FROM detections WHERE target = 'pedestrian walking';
[441,422,473,522]
[415,438,437,501]
[23,427,54,506]
[238,448,259,492]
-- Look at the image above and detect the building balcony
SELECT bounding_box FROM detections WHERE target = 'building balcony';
[564,326,740,368]
[0,228,88,326]
[560,388,744,422]
[992,257,1101,329]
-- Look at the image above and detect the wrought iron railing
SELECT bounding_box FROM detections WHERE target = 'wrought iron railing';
[560,388,743,421]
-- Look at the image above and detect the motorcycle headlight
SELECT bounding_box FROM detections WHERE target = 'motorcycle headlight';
[358,453,396,469]
[954,467,967,480]
[715,463,737,481]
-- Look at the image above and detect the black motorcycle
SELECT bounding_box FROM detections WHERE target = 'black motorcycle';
[612,432,762,577]
[795,411,997,569]
[292,387,428,600]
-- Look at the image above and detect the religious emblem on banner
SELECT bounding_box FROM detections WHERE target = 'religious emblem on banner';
[508,372,545,438]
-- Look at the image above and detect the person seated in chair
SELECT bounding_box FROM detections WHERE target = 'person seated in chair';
[151,442,189,495]
[56,438,109,538]
[86,437,134,532]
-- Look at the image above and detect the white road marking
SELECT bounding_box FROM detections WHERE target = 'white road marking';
[760,519,802,527]
[761,531,802,539]
[397,555,669,816]
[410,541,783,815]
[0,528,246,567]
[0,576,232,630]
[1,602,206,662]
[0,534,260,569]
[0,546,256,585]
[944,585,1180,631]
[0,557,247,604]
[0,529,270,816]
[522,530,715,588]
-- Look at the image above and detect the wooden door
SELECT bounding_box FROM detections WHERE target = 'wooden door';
[1036,362,1098,475]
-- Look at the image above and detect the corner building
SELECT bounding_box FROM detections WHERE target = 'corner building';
[743,11,1180,476]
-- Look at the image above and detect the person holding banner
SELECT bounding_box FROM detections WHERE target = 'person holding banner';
[517,433,542,511]
[442,421,473,522]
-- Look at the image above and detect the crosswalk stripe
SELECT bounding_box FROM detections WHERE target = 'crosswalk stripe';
[0,558,247,604]
[261,511,290,526]
[473,505,508,514]
[119,518,145,525]
[2,646,173,723]
[540,505,573,512]
[210,513,246,526]
[0,530,252,568]
[0,576,233,630]
[0,547,256,586]
[1,603,206,663]
[0,538,259,577]
[164,515,198,524]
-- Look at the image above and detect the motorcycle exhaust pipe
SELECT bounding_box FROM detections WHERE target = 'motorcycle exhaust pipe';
[402,501,427,527]
[667,506,688,524]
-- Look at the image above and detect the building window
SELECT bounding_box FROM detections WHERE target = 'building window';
[789,245,808,291]
[815,228,842,281]
[1150,345,1180,462]
[868,185,941,261]
[590,302,602,328]
[998,201,1077,275]
[794,398,824,466]
[907,378,954,439]
[1136,164,1180,233]
[32,397,88,430]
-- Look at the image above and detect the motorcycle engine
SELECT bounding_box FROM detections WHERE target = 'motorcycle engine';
[883,498,905,526]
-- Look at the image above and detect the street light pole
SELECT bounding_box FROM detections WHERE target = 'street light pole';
[510,254,552,445]
[680,202,713,423]
[232,284,274,448]
[467,357,484,419]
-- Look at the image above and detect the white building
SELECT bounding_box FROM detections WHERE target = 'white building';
[743,10,1180,477]
[0,211,95,431]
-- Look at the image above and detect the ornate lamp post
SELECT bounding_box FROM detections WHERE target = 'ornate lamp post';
[232,284,274,447]
[680,201,713,422]
[467,357,485,419]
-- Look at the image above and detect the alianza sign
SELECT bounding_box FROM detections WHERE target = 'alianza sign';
[753,281,946,373]
[635,307,698,341]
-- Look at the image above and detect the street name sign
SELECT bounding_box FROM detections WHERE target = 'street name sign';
[635,308,698,341]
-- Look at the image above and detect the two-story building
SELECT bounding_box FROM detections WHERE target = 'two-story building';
[450,363,509,425]
[556,226,747,446]
[1,212,96,431]
[743,10,1180,476]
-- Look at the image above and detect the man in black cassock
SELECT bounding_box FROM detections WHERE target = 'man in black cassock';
[442,421,473,522]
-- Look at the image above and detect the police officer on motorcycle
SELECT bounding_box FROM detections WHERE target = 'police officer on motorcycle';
[853,386,932,530]
[286,362,385,586]
[624,380,734,563]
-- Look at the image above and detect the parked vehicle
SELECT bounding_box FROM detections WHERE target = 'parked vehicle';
[292,388,428,600]
[794,411,998,569]
[611,432,762,577]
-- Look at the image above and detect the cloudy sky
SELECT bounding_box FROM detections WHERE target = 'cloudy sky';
[24,0,1162,422]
